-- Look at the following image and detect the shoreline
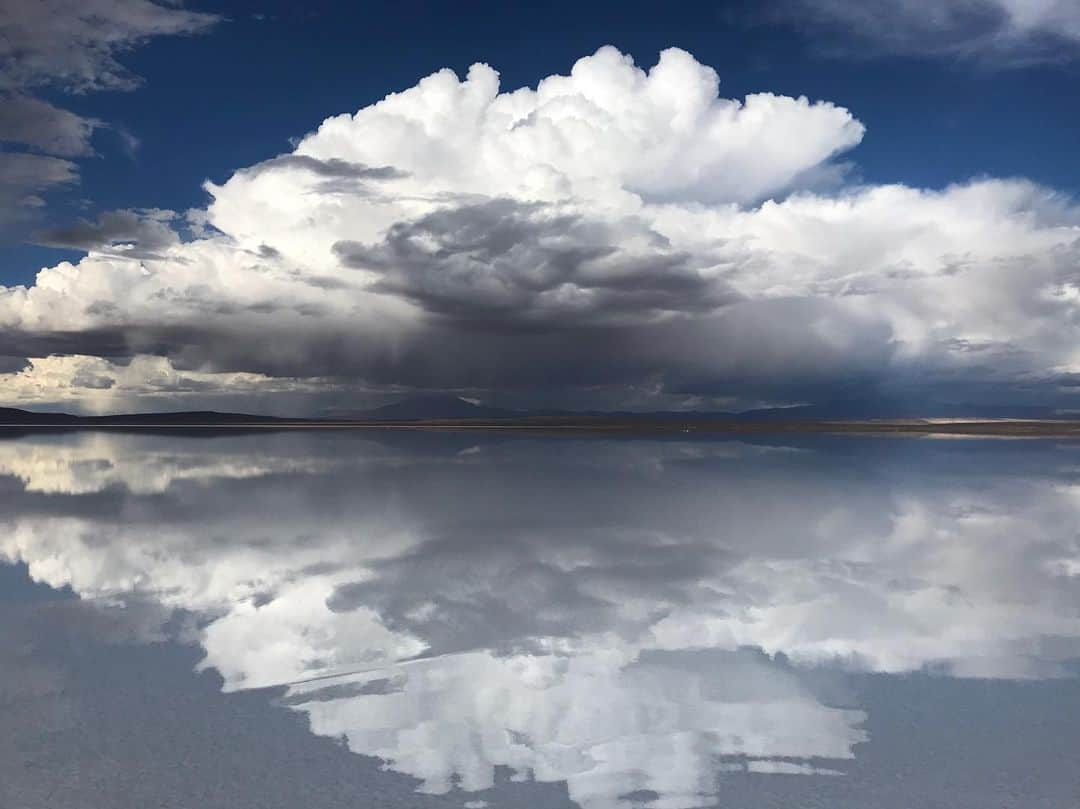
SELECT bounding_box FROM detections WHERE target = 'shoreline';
[3,419,1080,437]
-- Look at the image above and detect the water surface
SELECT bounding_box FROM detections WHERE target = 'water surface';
[2,431,1079,808]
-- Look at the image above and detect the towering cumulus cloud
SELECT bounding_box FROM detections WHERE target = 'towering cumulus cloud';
[0,46,1077,413]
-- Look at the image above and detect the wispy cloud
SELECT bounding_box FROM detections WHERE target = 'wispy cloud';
[0,1,219,233]
[776,0,1080,65]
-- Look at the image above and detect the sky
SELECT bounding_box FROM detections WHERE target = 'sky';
[0,0,1078,415]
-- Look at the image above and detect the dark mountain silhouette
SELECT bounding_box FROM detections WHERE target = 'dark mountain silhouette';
[0,399,1071,437]
[0,407,78,424]
[0,408,289,426]
[731,399,1057,422]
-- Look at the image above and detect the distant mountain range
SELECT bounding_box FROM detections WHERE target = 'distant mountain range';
[0,396,1068,432]
[343,394,521,421]
[347,395,1059,423]
[0,408,292,426]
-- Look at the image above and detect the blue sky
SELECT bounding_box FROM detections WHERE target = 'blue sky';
[1,0,1078,413]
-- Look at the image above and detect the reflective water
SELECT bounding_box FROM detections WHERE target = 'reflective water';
[2,430,1079,808]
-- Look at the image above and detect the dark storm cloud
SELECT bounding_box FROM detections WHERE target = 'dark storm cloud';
[0,327,145,359]
[0,296,1062,413]
[2,267,1075,415]
[335,199,738,330]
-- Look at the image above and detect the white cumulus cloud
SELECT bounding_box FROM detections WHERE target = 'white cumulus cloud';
[0,46,1077,412]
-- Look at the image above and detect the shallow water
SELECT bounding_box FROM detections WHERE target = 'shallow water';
[2,430,1079,808]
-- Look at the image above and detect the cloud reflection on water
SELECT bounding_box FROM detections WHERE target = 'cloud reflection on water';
[1,432,1079,807]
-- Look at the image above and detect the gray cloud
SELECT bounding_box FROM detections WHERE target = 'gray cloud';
[0,0,219,239]
[0,327,144,362]
[325,529,730,658]
[0,0,219,93]
[336,199,738,331]
[36,207,181,258]
[228,154,411,200]
[0,152,78,231]
[776,0,1080,64]
[239,154,408,183]
[0,94,98,157]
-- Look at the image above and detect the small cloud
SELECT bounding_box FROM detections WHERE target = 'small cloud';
[111,125,141,160]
